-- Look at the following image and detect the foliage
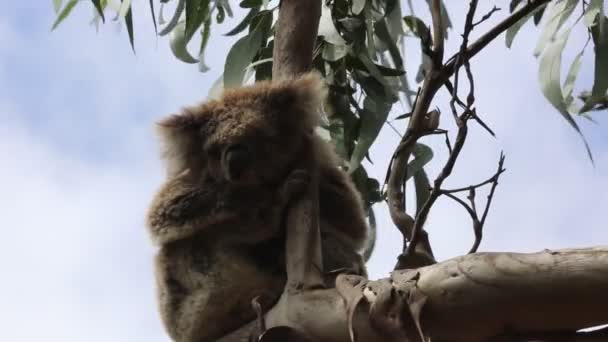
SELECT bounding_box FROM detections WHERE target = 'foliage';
[51,0,607,210]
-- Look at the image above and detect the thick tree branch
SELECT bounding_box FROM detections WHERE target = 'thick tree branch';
[271,0,321,81]
[220,246,608,342]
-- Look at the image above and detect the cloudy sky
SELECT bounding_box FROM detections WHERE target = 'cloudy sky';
[0,1,606,341]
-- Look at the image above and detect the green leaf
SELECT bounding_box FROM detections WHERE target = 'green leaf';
[323,42,349,62]
[185,0,210,41]
[149,0,158,34]
[239,0,262,8]
[509,0,523,13]
[506,5,545,48]
[352,0,366,15]
[51,0,78,30]
[539,28,593,162]
[533,0,578,57]
[123,0,135,52]
[347,96,391,173]
[319,3,346,45]
[562,47,585,107]
[207,74,224,100]
[198,17,212,72]
[118,0,132,18]
[170,21,199,63]
[413,167,431,216]
[403,15,430,39]
[225,7,259,36]
[91,0,105,22]
[159,0,185,36]
[223,12,271,87]
[405,143,433,181]
[53,0,63,13]
[584,0,603,27]
[581,12,608,113]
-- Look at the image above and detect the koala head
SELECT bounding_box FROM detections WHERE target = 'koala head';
[155,72,327,187]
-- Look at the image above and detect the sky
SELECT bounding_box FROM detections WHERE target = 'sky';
[0,1,606,341]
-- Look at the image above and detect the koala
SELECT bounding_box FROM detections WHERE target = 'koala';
[146,73,369,342]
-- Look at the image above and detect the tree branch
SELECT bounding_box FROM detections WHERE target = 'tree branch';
[220,246,608,342]
[271,0,321,80]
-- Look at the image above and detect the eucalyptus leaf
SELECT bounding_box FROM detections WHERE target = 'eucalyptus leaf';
[149,0,158,34]
[208,74,224,99]
[159,0,185,36]
[405,143,433,181]
[124,1,135,52]
[91,0,105,22]
[239,0,262,8]
[506,5,545,48]
[584,0,603,27]
[533,0,577,57]
[348,96,391,173]
[352,0,366,15]
[413,167,431,216]
[323,43,350,62]
[118,0,132,18]
[198,18,212,72]
[581,12,608,113]
[223,12,270,87]
[224,7,259,36]
[53,0,63,13]
[51,0,79,30]
[185,0,210,41]
[169,21,199,63]
[403,16,430,39]
[319,3,346,45]
[563,48,585,106]
[539,28,593,162]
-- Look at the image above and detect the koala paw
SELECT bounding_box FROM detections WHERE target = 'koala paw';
[280,169,310,201]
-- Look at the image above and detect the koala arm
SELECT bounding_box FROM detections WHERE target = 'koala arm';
[318,165,370,251]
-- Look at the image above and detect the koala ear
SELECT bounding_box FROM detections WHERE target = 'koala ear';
[266,72,328,130]
[155,108,207,177]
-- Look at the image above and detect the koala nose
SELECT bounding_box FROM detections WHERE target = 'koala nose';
[224,144,251,180]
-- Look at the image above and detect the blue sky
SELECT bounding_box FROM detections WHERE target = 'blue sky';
[0,1,606,341]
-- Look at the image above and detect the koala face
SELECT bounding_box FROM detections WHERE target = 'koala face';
[156,73,326,187]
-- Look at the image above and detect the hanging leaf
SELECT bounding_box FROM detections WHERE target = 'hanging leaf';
[413,167,431,216]
[123,0,135,52]
[149,0,158,34]
[240,0,262,8]
[323,43,350,62]
[91,0,105,22]
[581,11,608,113]
[583,0,603,27]
[352,0,366,15]
[223,11,271,87]
[403,16,430,40]
[539,28,593,162]
[159,0,185,36]
[198,17,212,72]
[533,0,577,57]
[405,143,433,181]
[51,0,79,30]
[562,47,585,108]
[185,0,210,41]
[53,0,63,13]
[118,0,132,18]
[347,96,391,173]
[319,3,347,45]
[506,5,545,48]
[170,21,199,63]
[225,7,259,36]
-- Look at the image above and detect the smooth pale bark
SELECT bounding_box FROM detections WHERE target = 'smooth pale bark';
[219,247,608,342]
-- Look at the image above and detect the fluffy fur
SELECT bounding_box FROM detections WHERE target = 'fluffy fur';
[146,73,369,342]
